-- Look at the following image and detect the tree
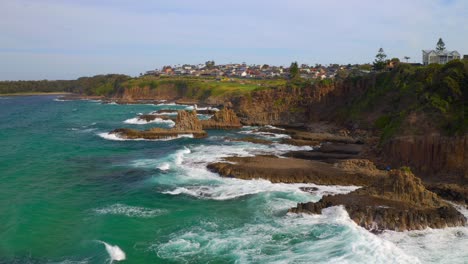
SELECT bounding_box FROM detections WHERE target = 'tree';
[289,61,299,79]
[404,56,411,63]
[373,48,387,71]
[205,60,215,69]
[436,38,446,51]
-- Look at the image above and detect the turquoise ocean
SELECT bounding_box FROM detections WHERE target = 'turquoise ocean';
[0,95,466,263]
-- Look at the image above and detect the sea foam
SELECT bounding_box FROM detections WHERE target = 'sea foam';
[98,132,194,141]
[93,204,165,218]
[123,117,175,126]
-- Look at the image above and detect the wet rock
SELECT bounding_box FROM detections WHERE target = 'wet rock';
[290,169,467,232]
[207,156,385,186]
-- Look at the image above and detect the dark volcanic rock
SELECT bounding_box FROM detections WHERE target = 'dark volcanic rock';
[426,183,468,204]
[290,169,467,232]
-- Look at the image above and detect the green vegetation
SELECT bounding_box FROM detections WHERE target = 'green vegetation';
[436,38,446,51]
[123,75,287,99]
[373,48,387,71]
[289,62,299,79]
[346,59,467,141]
[0,74,130,95]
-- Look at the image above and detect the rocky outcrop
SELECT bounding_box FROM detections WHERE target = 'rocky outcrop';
[174,110,203,131]
[290,169,467,232]
[207,156,385,186]
[110,110,207,139]
[381,134,468,183]
[201,108,242,129]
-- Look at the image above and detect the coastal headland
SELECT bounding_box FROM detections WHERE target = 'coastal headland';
[5,60,467,232]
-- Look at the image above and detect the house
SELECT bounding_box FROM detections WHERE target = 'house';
[464,55,468,60]
[422,50,461,65]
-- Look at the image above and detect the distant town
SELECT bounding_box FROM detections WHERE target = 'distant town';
[143,39,467,80]
[143,62,371,80]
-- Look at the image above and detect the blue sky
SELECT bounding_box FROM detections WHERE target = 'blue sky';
[1,0,467,80]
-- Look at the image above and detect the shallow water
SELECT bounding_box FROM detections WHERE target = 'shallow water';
[0,95,466,263]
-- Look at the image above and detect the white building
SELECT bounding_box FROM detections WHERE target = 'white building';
[422,50,461,65]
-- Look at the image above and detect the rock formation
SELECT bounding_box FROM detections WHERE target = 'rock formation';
[290,168,467,232]
[201,108,242,129]
[207,156,385,186]
[110,110,207,139]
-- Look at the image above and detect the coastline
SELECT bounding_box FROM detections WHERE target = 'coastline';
[0,92,72,96]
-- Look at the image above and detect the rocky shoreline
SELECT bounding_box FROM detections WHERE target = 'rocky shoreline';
[65,95,467,233]
[206,125,467,232]
[290,168,466,232]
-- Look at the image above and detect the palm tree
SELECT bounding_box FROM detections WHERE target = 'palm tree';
[404,56,410,63]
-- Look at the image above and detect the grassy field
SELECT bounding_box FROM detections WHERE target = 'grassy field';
[123,75,287,97]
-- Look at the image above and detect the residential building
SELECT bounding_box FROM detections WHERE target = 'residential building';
[422,50,461,65]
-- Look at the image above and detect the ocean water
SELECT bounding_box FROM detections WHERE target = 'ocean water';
[0,95,466,264]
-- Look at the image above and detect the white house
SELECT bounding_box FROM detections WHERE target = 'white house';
[422,50,461,65]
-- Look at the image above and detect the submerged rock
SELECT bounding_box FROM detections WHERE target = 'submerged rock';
[290,168,467,232]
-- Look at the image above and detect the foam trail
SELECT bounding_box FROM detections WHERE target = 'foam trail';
[93,204,165,218]
[98,132,193,141]
[95,240,126,262]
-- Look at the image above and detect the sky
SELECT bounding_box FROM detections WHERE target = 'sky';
[0,0,467,80]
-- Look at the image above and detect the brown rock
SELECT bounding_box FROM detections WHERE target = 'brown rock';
[207,156,385,186]
[201,108,242,129]
[110,110,207,139]
[290,169,467,232]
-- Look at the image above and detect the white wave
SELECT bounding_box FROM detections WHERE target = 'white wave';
[163,179,358,201]
[175,147,191,165]
[53,98,70,102]
[153,206,419,264]
[93,204,165,218]
[380,226,468,263]
[265,125,285,130]
[239,129,291,139]
[123,117,175,126]
[185,105,220,111]
[157,162,171,171]
[107,101,118,105]
[157,102,177,106]
[98,132,193,141]
[98,132,127,141]
[96,241,126,262]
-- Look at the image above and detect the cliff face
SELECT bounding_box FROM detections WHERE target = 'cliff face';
[120,86,180,101]
[229,78,372,126]
[381,134,468,183]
